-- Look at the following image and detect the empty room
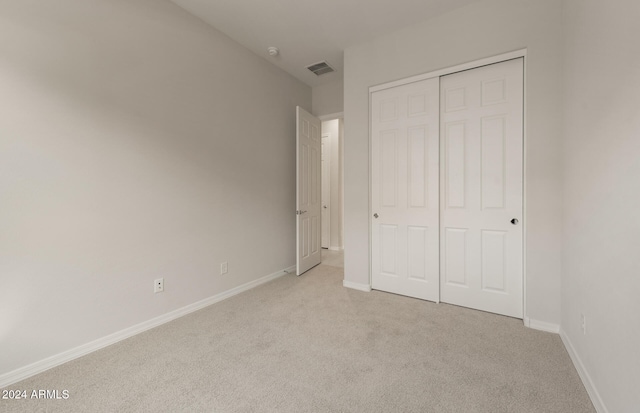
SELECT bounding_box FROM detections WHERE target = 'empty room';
[1,0,638,412]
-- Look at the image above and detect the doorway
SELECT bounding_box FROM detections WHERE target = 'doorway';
[320,117,344,254]
[296,108,344,276]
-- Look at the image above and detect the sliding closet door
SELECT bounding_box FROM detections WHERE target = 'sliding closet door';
[439,58,524,318]
[371,78,440,302]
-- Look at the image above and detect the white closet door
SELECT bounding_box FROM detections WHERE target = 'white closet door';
[371,78,440,302]
[440,58,523,318]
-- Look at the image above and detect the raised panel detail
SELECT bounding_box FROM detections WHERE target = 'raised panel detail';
[408,226,428,280]
[481,116,506,209]
[302,217,310,258]
[445,122,466,208]
[302,119,310,138]
[482,78,506,106]
[481,230,507,292]
[408,93,427,117]
[302,143,309,206]
[445,87,467,112]
[445,228,467,286]
[311,216,320,254]
[408,126,427,208]
[380,98,398,122]
[311,146,319,205]
[381,131,397,207]
[381,225,397,276]
[311,123,320,142]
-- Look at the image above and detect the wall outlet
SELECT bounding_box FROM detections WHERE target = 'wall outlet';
[580,314,586,335]
[220,262,228,275]
[154,278,164,293]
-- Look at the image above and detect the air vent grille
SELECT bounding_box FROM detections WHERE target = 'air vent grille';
[306,61,335,76]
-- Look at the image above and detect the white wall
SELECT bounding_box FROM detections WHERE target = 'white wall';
[562,0,640,411]
[321,119,343,250]
[312,78,344,117]
[0,0,310,377]
[337,118,344,250]
[343,0,564,325]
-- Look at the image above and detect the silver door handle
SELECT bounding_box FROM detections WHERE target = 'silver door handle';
[373,213,379,219]
[296,210,308,215]
[511,218,519,225]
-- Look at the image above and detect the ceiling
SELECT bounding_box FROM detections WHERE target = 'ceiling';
[169,0,483,88]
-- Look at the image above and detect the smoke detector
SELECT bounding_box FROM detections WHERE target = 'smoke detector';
[306,61,335,76]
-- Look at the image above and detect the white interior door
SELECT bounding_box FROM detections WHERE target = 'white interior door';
[439,58,524,318]
[296,106,322,275]
[371,78,440,302]
[321,133,331,249]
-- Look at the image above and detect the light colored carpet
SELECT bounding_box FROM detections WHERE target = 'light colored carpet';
[321,249,344,268]
[1,263,594,412]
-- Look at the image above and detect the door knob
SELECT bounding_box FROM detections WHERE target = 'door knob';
[373,213,379,219]
[511,218,519,225]
[323,205,328,209]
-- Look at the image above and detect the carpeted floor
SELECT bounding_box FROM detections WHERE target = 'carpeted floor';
[1,261,595,412]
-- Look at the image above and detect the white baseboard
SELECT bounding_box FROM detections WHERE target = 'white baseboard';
[343,280,371,292]
[524,317,560,334]
[0,265,295,389]
[560,330,608,413]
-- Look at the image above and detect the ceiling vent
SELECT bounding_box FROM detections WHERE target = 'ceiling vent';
[306,61,335,76]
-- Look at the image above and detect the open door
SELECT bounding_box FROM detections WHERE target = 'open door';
[296,106,322,275]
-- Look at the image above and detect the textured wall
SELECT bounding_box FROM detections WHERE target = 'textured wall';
[0,0,310,376]
[562,0,640,411]
[313,78,344,117]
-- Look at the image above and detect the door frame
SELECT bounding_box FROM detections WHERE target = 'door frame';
[319,112,345,252]
[321,132,331,249]
[368,49,528,322]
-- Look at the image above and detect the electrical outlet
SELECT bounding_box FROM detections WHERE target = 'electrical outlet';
[220,261,228,275]
[154,278,164,293]
[580,314,586,335]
